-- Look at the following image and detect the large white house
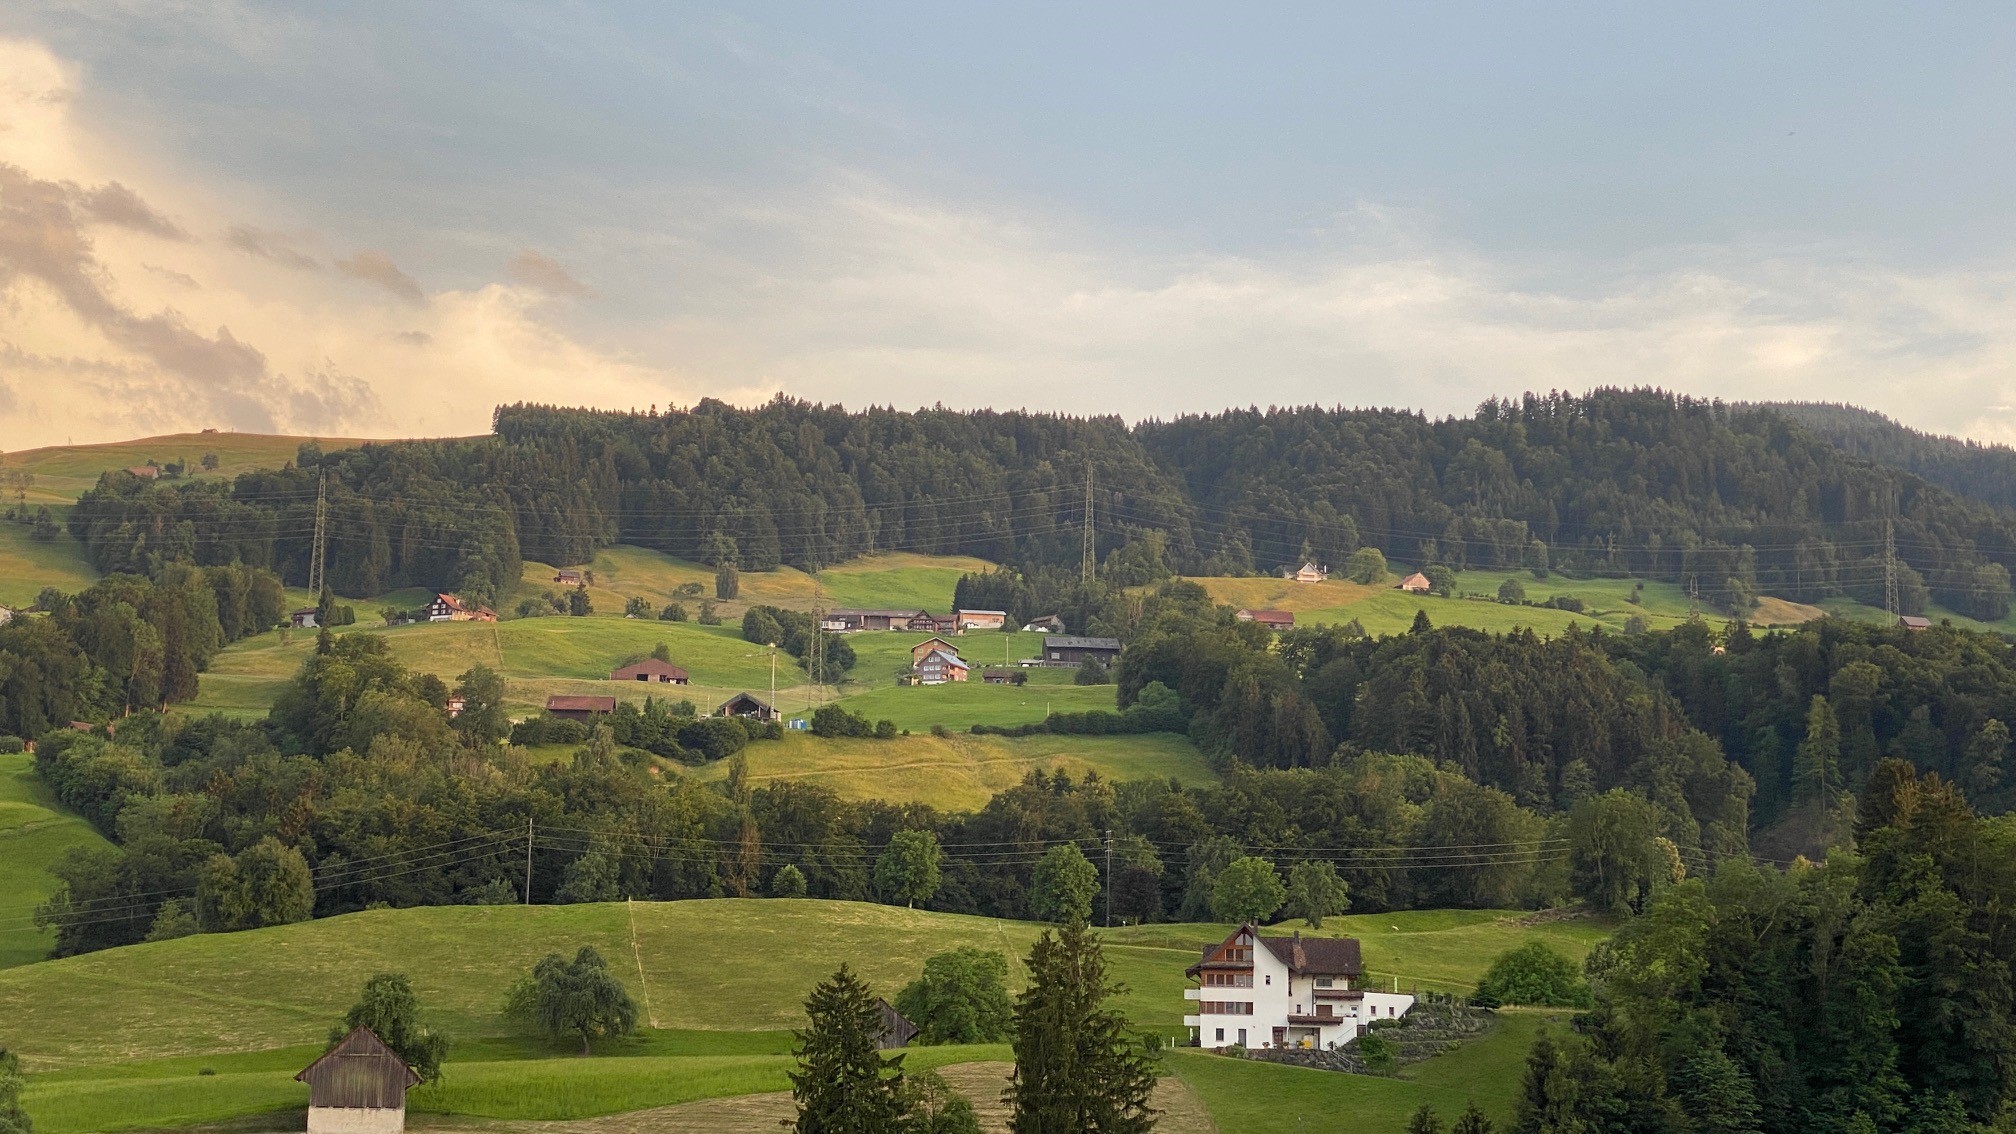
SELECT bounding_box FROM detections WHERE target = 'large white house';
[1184,923,1415,1050]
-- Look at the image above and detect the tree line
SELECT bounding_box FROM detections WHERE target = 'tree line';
[58,390,2016,619]
[0,565,282,738]
[27,620,1700,960]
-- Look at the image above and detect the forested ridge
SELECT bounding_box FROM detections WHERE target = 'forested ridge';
[59,389,2016,618]
[1770,399,2016,514]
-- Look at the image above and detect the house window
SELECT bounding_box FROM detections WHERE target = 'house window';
[1215,1029,1224,1042]
[1237,1029,1247,1046]
[1316,978,1333,988]
[1265,975,1272,985]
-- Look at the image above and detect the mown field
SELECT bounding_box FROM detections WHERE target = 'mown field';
[1185,568,1827,636]
[0,754,114,969]
[0,432,396,506]
[0,521,97,609]
[687,730,1213,809]
[4,899,1607,1133]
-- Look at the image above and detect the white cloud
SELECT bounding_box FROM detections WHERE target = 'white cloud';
[0,38,724,446]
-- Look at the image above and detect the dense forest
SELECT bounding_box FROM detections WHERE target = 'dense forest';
[1771,400,2016,515]
[1523,760,2016,1134]
[1104,582,2014,834]
[60,390,2016,617]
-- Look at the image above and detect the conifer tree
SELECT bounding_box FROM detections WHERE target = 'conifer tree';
[1795,694,1843,804]
[789,965,907,1134]
[1407,1104,1446,1134]
[1450,1101,1494,1134]
[1006,921,1156,1134]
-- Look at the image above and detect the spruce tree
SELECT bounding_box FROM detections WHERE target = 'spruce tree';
[1450,1101,1494,1134]
[1006,921,1156,1134]
[789,965,907,1134]
[1407,1104,1446,1134]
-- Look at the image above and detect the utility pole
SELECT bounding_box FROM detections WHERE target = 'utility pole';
[1104,829,1113,928]
[1884,514,1899,615]
[523,817,533,905]
[769,642,778,710]
[308,470,328,597]
[810,563,827,707]
[1082,462,1096,585]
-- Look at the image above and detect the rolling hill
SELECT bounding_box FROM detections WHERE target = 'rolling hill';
[4,898,1609,1134]
[0,753,113,969]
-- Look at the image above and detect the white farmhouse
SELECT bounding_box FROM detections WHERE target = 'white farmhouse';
[1183,923,1415,1050]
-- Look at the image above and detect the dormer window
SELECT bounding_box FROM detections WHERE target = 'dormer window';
[1316,977,1333,988]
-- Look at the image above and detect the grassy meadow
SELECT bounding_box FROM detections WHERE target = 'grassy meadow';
[0,432,397,507]
[1185,567,1827,637]
[0,754,114,970]
[0,899,1607,1070]
[0,520,97,609]
[687,730,1214,809]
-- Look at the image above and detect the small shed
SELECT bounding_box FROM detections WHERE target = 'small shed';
[296,1026,421,1134]
[546,695,617,721]
[1396,572,1432,594]
[1021,614,1066,634]
[611,658,690,684]
[1236,609,1295,631]
[717,692,780,722]
[1899,615,1931,631]
[874,998,919,1050]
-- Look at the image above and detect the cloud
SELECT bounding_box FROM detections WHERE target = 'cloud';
[505,248,591,297]
[336,249,424,303]
[225,223,318,269]
[0,37,712,446]
[77,181,187,239]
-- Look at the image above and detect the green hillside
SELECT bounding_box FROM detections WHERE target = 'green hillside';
[0,899,1608,1070]
[0,432,396,506]
[688,730,1214,809]
[0,522,97,609]
[4,899,1606,1133]
[0,753,113,969]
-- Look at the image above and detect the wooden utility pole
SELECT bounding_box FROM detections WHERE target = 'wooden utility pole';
[524,817,534,905]
[1104,829,1113,928]
[1884,514,1898,615]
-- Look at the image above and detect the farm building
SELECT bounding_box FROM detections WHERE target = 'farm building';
[610,658,690,684]
[424,593,497,622]
[1395,572,1432,594]
[1041,635,1121,667]
[717,692,781,722]
[824,608,933,632]
[1021,614,1066,633]
[1899,615,1931,631]
[1184,924,1413,1052]
[909,636,962,665]
[954,608,1008,631]
[553,569,584,586]
[289,608,320,629]
[125,464,159,479]
[546,695,616,721]
[1236,609,1295,631]
[874,998,919,1050]
[916,649,969,684]
[295,1026,421,1134]
[982,669,1026,685]
[1284,561,1329,583]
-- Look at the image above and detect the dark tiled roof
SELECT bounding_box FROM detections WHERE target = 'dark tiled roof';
[1044,635,1121,650]
[611,659,689,680]
[1261,933,1362,976]
[547,695,617,713]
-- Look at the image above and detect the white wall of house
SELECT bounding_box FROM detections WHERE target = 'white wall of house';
[1183,928,1415,1050]
[306,1105,407,1134]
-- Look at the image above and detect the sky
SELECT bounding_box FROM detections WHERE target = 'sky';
[5,2,2016,447]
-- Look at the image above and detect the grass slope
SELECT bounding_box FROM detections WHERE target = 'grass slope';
[0,753,113,970]
[0,433,397,507]
[688,730,1214,809]
[0,901,1607,1070]
[511,548,989,626]
[1169,1012,1557,1134]
[1185,570,1825,637]
[0,522,97,608]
